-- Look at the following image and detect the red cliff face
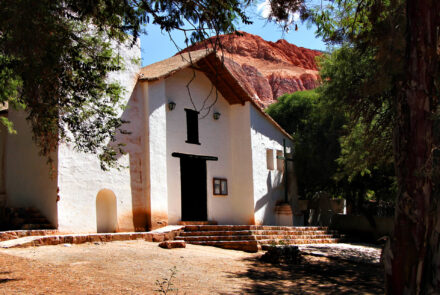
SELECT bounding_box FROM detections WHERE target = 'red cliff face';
[182,31,322,107]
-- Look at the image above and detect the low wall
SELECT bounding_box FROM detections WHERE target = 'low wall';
[330,214,394,241]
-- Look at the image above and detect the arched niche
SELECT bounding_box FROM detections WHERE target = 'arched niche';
[96,189,118,233]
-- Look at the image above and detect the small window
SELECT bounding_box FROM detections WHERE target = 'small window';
[276,150,284,171]
[266,149,274,170]
[185,109,200,145]
[213,178,228,195]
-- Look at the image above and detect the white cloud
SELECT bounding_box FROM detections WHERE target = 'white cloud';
[257,0,300,23]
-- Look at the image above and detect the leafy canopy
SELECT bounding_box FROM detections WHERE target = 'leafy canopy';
[267,90,346,198]
[0,0,251,169]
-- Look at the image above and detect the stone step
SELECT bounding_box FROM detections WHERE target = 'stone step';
[184,225,328,232]
[177,225,343,252]
[0,227,185,249]
[254,234,337,240]
[186,240,260,252]
[184,225,252,232]
[179,230,337,237]
[259,238,341,245]
[0,230,59,242]
[179,230,255,236]
[177,234,338,242]
[176,235,257,242]
[178,221,218,225]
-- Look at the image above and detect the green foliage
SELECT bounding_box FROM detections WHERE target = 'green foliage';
[0,117,16,134]
[317,46,395,182]
[267,90,346,198]
[266,90,319,135]
[0,0,250,169]
[267,87,396,204]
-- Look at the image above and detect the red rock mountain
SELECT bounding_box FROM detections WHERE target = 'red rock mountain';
[182,31,322,107]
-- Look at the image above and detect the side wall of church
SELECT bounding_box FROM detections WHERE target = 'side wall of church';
[143,80,169,229]
[250,105,294,225]
[164,69,255,225]
[56,42,142,232]
[5,110,58,226]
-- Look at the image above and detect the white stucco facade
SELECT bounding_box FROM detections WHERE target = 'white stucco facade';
[4,109,58,226]
[56,41,142,232]
[164,69,256,225]
[250,106,292,225]
[2,49,296,232]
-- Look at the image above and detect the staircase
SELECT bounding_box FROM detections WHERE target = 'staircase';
[2,207,55,230]
[175,225,343,252]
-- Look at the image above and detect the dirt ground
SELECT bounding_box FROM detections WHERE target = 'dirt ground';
[0,240,384,294]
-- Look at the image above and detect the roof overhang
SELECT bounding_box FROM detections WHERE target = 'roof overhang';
[139,50,250,105]
[138,50,292,140]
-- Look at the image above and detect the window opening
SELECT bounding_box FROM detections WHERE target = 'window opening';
[266,149,274,170]
[185,109,200,145]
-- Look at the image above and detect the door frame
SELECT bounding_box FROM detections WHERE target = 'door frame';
[172,152,218,221]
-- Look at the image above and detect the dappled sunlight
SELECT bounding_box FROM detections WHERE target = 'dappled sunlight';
[225,253,384,294]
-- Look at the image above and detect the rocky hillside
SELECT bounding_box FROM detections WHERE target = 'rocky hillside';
[182,31,322,107]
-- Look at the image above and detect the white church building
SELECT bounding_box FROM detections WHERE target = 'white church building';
[0,46,296,233]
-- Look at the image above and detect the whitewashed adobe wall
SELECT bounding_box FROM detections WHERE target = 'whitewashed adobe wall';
[5,110,58,226]
[164,69,255,225]
[228,102,255,225]
[250,105,294,225]
[56,41,142,232]
[142,80,169,229]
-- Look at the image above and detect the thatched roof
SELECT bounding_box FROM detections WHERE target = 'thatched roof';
[139,50,213,81]
[139,50,292,139]
[139,49,250,105]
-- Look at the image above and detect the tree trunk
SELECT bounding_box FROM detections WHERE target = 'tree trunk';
[385,0,439,293]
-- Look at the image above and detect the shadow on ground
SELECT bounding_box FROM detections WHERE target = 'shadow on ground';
[225,255,384,294]
[299,244,382,265]
[0,278,20,284]
[0,272,20,285]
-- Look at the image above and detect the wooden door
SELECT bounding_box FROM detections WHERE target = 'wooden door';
[180,157,207,221]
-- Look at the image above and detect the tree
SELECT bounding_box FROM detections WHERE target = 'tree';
[317,45,396,208]
[0,0,250,169]
[295,0,439,292]
[267,88,395,216]
[3,0,439,291]
[267,90,345,198]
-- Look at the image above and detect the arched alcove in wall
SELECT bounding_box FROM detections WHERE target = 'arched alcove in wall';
[96,189,118,233]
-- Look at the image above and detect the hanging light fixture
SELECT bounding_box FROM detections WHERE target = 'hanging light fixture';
[168,101,176,111]
[213,111,221,120]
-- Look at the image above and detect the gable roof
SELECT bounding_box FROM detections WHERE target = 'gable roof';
[139,49,292,140]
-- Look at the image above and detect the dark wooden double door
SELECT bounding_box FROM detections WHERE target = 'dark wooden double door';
[180,157,207,221]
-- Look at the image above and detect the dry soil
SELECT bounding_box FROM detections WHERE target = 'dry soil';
[0,240,384,294]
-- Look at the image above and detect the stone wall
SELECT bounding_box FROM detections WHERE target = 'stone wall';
[330,214,394,240]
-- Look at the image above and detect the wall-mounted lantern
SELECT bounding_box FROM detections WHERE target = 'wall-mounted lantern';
[168,101,176,111]
[213,111,221,120]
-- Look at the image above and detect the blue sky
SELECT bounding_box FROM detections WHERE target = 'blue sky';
[140,3,327,67]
